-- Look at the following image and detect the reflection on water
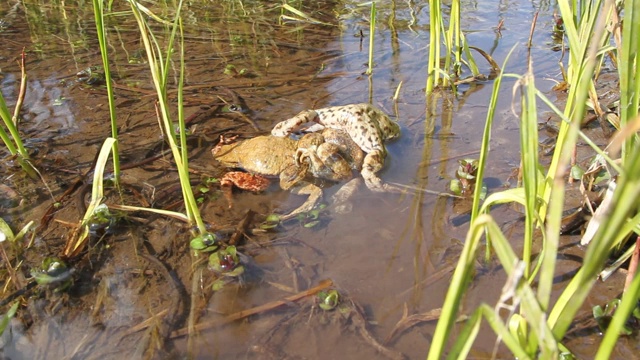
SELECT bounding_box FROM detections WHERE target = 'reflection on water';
[0,0,592,359]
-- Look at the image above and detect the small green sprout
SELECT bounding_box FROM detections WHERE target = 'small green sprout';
[450,158,485,198]
[190,232,218,251]
[30,257,72,290]
[209,246,245,277]
[593,299,640,336]
[317,290,340,311]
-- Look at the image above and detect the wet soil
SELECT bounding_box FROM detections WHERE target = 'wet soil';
[0,0,633,359]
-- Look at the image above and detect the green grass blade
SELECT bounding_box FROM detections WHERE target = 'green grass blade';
[618,0,640,158]
[517,68,540,276]
[65,137,116,257]
[0,302,19,336]
[549,150,640,338]
[0,87,27,156]
[427,207,486,359]
[426,0,442,94]
[448,305,532,360]
[93,0,120,182]
[595,263,640,359]
[365,2,376,75]
[128,0,206,234]
[471,45,517,221]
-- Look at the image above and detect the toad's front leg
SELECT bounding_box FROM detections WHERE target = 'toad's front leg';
[271,110,323,136]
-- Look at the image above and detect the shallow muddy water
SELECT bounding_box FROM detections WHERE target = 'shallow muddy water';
[0,0,632,359]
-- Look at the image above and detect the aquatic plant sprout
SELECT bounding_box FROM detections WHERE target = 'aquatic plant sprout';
[63,138,115,258]
[0,55,29,159]
[425,0,478,94]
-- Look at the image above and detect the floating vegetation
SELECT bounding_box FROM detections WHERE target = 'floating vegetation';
[449,158,485,197]
[30,257,72,289]
[209,245,244,276]
[190,232,218,251]
[593,299,640,336]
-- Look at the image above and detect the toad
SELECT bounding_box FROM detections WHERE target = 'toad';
[212,129,364,220]
[271,103,400,192]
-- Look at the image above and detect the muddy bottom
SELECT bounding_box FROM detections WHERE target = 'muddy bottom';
[0,0,633,359]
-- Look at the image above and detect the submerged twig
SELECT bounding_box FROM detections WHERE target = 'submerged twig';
[12,49,27,126]
[347,299,407,360]
[386,182,464,198]
[385,304,442,345]
[171,279,333,338]
[228,209,255,246]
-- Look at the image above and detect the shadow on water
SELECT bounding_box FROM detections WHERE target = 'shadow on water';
[0,0,626,359]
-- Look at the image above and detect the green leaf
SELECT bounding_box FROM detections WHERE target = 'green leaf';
[211,278,226,291]
[308,209,320,220]
[570,164,584,180]
[593,304,605,319]
[260,223,279,230]
[225,265,245,277]
[303,220,320,228]
[318,290,340,311]
[0,218,15,242]
[190,232,217,251]
[190,237,207,250]
[450,179,462,195]
[0,302,19,336]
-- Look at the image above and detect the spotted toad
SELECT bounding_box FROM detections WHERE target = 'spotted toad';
[271,103,400,191]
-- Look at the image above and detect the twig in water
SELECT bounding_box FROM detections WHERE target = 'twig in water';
[527,12,539,49]
[170,279,334,338]
[385,304,442,344]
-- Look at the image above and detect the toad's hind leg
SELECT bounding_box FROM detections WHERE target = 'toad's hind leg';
[361,150,403,192]
[329,178,362,214]
[280,184,323,221]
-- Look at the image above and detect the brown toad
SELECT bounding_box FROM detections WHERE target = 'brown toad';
[212,129,363,220]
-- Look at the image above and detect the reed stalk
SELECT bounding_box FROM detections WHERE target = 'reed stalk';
[92,0,121,182]
[429,0,640,357]
[128,0,207,235]
[365,1,376,75]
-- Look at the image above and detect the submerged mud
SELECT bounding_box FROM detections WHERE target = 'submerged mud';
[0,0,630,359]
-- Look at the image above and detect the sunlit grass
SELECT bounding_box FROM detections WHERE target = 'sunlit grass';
[426,0,479,94]
[365,2,376,75]
[429,0,640,357]
[63,137,116,258]
[128,0,207,235]
[0,54,29,159]
[92,0,120,182]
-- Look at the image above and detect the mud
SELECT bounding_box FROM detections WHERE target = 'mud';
[0,1,630,359]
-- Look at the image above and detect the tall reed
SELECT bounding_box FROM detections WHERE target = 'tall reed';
[128,0,207,235]
[365,2,376,75]
[0,58,29,159]
[428,0,639,357]
[426,0,478,95]
[92,0,120,182]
